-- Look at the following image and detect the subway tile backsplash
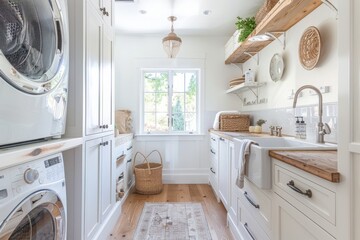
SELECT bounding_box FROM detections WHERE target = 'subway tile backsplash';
[245,102,338,144]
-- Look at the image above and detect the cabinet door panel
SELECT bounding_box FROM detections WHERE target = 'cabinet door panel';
[100,135,113,220]
[86,6,102,135]
[229,142,238,220]
[101,26,114,132]
[273,194,335,240]
[218,138,229,209]
[85,138,102,239]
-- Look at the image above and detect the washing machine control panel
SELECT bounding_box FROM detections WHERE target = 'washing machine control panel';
[0,153,64,203]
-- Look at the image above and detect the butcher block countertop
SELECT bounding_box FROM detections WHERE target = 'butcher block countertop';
[269,150,339,183]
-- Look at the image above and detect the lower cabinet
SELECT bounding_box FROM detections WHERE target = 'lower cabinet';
[124,140,134,191]
[273,194,336,240]
[84,135,114,239]
[218,137,230,209]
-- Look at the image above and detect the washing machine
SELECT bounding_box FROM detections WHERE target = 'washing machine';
[0,0,69,147]
[0,153,67,239]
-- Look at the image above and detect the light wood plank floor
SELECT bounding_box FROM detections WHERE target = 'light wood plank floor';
[108,184,234,240]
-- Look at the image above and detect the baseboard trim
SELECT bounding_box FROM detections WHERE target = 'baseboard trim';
[162,169,209,184]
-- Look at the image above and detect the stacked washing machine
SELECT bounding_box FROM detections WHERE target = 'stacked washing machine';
[0,0,70,239]
[0,0,69,147]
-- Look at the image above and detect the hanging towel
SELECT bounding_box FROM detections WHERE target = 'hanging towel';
[212,111,240,130]
[233,138,257,188]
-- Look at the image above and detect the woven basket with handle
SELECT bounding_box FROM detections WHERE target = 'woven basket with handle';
[133,150,163,195]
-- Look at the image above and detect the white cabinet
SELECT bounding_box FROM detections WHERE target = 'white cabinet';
[88,0,113,26]
[85,2,114,136]
[209,134,219,200]
[84,135,114,239]
[124,140,134,191]
[273,194,335,240]
[229,142,237,222]
[272,159,337,240]
[218,137,230,209]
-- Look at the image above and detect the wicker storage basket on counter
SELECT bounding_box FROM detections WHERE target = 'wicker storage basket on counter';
[133,150,163,195]
[255,0,279,24]
[219,114,250,132]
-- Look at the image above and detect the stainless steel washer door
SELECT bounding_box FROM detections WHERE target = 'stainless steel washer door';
[0,0,66,94]
[0,190,66,240]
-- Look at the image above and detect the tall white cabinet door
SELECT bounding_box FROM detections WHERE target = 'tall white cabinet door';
[229,142,237,220]
[218,137,230,209]
[85,138,102,239]
[273,194,335,240]
[86,5,102,136]
[100,135,113,220]
[101,26,114,132]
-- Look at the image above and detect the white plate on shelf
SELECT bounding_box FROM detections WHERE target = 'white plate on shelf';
[269,53,284,82]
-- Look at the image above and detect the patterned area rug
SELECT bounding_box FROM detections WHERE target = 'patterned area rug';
[134,202,212,240]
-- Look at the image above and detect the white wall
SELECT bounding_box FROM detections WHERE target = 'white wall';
[241,4,338,111]
[238,3,339,142]
[114,35,240,182]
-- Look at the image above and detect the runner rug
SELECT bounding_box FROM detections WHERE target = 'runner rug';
[133,202,212,240]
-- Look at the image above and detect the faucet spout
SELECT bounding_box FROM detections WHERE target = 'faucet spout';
[292,85,329,143]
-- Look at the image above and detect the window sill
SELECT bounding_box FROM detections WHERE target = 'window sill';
[135,133,206,141]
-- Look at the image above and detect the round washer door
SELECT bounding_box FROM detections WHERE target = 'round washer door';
[0,0,67,94]
[0,190,66,240]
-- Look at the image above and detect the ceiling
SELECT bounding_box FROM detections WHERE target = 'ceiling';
[114,0,265,36]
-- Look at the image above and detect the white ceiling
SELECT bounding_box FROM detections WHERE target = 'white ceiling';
[114,0,265,36]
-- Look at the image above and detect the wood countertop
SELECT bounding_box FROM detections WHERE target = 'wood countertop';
[269,150,339,183]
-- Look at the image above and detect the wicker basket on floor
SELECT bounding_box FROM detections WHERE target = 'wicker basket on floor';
[219,114,250,132]
[133,150,163,195]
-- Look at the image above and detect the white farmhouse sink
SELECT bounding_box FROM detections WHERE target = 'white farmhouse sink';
[233,136,337,189]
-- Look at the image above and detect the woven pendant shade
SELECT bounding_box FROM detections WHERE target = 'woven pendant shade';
[162,16,182,58]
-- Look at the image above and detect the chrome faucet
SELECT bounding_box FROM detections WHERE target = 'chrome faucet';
[292,85,331,143]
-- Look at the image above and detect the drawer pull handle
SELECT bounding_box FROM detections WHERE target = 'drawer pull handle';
[127,158,132,163]
[210,167,216,174]
[210,149,216,155]
[127,146,133,151]
[211,137,216,141]
[219,137,225,141]
[244,223,255,240]
[244,191,260,209]
[287,180,312,198]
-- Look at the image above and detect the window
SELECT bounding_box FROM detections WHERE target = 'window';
[141,69,200,134]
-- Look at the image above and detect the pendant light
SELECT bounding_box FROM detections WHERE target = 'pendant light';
[162,16,182,58]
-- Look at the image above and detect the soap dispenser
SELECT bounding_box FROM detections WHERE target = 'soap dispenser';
[295,117,301,138]
[300,117,307,139]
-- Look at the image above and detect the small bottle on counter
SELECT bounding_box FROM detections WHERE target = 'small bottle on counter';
[295,117,301,138]
[300,117,307,139]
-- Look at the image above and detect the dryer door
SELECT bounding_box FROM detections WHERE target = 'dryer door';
[0,190,66,240]
[0,0,67,94]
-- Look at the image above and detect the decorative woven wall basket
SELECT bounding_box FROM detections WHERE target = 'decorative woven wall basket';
[133,150,163,195]
[219,114,250,132]
[255,0,279,24]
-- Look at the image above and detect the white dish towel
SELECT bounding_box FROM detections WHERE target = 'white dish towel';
[233,138,257,188]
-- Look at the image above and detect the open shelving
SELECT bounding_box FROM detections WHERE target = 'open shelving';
[225,0,323,64]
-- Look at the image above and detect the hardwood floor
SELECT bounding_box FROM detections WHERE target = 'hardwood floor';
[108,184,234,240]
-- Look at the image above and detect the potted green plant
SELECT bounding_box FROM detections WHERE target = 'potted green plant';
[235,16,256,42]
[254,119,267,133]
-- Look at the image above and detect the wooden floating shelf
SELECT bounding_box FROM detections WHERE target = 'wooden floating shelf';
[225,0,323,64]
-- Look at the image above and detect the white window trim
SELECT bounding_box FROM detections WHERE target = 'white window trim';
[137,58,205,135]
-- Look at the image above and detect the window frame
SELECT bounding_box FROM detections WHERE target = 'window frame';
[140,68,201,135]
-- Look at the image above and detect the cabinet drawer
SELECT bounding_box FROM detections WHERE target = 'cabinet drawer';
[238,198,270,240]
[210,134,219,152]
[273,163,336,225]
[209,157,217,179]
[238,179,272,236]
